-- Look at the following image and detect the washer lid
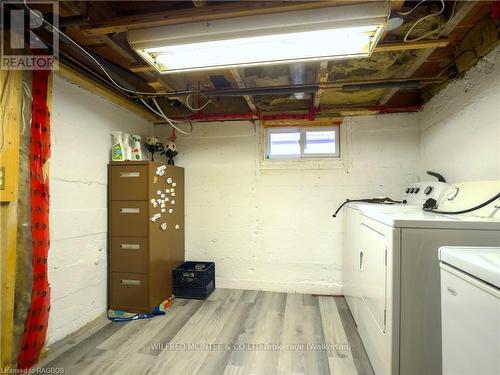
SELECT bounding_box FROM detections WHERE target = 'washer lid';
[350,204,500,229]
[439,247,500,288]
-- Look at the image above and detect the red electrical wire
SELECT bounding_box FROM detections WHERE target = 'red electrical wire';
[17,70,52,369]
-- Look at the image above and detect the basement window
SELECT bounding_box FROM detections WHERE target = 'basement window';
[266,126,340,159]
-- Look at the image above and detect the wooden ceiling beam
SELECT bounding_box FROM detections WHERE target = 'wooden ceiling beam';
[313,61,329,108]
[230,68,257,112]
[78,1,357,36]
[263,117,343,127]
[145,77,191,110]
[101,35,137,64]
[59,1,85,17]
[147,80,165,92]
[390,0,405,11]
[192,0,207,8]
[374,39,450,53]
[86,1,118,22]
[129,63,155,73]
[378,1,477,105]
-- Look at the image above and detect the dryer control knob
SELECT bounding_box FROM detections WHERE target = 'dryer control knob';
[424,186,433,195]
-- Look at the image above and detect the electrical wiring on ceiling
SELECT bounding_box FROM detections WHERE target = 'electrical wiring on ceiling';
[399,0,458,43]
[397,0,435,16]
[23,0,151,97]
[140,98,165,118]
[186,94,213,111]
[140,98,193,134]
[152,98,193,135]
[22,0,211,131]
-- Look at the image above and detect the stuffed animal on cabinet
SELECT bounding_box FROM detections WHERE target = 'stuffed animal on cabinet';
[161,141,178,165]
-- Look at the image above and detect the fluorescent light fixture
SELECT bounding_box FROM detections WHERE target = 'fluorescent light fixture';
[128,2,389,74]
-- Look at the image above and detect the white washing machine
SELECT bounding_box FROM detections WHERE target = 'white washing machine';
[439,246,500,375]
[342,180,500,375]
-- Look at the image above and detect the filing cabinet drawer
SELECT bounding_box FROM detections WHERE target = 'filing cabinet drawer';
[111,272,149,310]
[110,237,149,273]
[110,201,149,237]
[110,165,149,200]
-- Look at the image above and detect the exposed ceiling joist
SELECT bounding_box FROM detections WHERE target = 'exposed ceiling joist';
[313,61,329,109]
[374,39,450,53]
[59,1,85,17]
[263,117,343,127]
[102,35,136,64]
[230,68,257,113]
[129,63,154,73]
[147,78,191,110]
[378,0,477,105]
[147,80,165,92]
[78,1,362,36]
[390,0,405,11]
[319,105,421,115]
[192,0,207,8]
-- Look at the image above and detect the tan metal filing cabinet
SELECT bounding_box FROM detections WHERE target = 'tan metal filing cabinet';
[108,161,185,313]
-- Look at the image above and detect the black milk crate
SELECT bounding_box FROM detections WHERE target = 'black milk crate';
[173,261,215,300]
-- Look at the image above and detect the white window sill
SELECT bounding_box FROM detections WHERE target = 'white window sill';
[259,157,347,170]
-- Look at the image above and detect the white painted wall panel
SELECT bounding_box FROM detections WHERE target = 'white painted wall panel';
[163,113,420,295]
[420,44,500,181]
[47,76,151,344]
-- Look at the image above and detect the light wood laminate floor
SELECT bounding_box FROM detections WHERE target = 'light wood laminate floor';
[39,289,374,375]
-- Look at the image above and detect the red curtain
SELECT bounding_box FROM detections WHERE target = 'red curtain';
[17,70,51,369]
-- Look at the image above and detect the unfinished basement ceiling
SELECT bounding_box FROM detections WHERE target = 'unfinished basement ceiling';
[23,0,500,120]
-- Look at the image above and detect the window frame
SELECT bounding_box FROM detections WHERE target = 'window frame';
[265,127,301,160]
[266,125,340,160]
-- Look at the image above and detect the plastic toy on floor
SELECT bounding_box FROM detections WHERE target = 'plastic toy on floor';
[107,296,174,322]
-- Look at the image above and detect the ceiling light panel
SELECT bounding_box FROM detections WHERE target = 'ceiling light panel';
[128,2,390,74]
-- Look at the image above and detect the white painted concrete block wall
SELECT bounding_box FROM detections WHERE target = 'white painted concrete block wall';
[47,76,151,344]
[169,114,420,294]
[419,44,500,181]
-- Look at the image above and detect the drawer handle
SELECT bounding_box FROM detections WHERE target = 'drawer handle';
[120,279,141,286]
[120,243,140,250]
[447,286,457,296]
[120,172,140,178]
[120,208,140,214]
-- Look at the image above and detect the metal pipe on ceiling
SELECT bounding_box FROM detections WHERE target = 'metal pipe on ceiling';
[289,63,308,100]
[342,81,421,91]
[171,80,428,98]
[157,77,442,98]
